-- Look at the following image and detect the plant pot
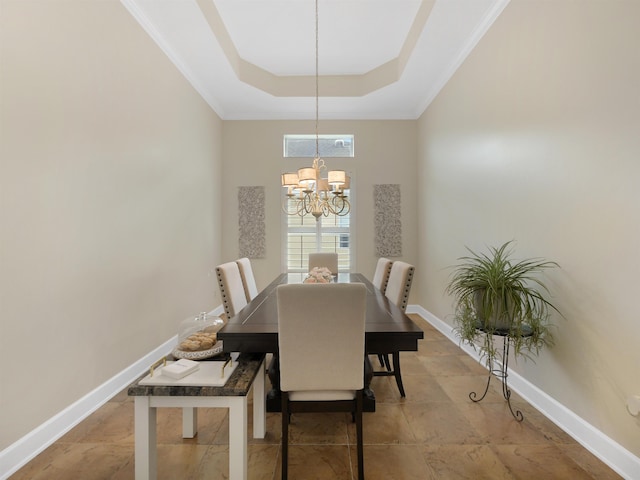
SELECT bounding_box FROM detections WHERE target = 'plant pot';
[473,290,513,332]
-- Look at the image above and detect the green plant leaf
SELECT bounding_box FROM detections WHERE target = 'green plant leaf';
[446,241,561,367]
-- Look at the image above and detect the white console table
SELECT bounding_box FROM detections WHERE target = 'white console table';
[128,352,266,480]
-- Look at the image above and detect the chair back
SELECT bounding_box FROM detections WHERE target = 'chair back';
[216,261,248,318]
[372,257,393,293]
[385,261,415,312]
[277,283,366,395]
[236,257,259,302]
[308,252,338,274]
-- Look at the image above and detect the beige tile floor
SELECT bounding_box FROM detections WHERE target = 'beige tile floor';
[10,316,622,479]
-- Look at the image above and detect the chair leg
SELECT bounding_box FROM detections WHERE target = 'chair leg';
[377,354,385,368]
[382,354,392,372]
[392,351,406,397]
[281,392,289,480]
[356,390,364,480]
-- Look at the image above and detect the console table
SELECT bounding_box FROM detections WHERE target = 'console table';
[127,352,266,480]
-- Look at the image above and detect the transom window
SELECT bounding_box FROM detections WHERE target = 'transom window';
[284,134,354,158]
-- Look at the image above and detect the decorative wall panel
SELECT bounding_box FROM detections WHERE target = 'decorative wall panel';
[238,186,265,258]
[374,184,402,257]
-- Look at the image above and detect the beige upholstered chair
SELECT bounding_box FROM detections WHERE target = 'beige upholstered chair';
[375,261,415,397]
[236,257,259,302]
[371,257,393,367]
[372,257,393,293]
[384,261,415,313]
[215,261,248,318]
[277,283,366,480]
[308,252,339,274]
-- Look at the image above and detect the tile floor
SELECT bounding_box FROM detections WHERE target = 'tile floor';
[10,316,622,479]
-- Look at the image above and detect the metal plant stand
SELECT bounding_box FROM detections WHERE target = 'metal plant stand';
[469,326,533,422]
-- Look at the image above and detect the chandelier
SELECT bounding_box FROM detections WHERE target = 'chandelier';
[281,0,351,221]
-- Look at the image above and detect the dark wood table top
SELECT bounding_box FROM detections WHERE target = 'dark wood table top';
[218,273,424,354]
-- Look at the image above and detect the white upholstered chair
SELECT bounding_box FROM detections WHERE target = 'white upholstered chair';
[384,261,415,313]
[277,283,366,480]
[371,257,393,368]
[372,257,393,293]
[236,257,259,302]
[215,261,248,318]
[374,261,415,397]
[308,252,339,275]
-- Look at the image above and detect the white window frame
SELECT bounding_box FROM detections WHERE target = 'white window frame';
[283,134,354,158]
[281,182,356,273]
[281,134,355,273]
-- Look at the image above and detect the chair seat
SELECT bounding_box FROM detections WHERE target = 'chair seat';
[289,390,356,401]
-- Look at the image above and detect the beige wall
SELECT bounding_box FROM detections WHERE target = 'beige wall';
[417,0,640,457]
[221,120,419,293]
[5,0,637,467]
[0,1,223,449]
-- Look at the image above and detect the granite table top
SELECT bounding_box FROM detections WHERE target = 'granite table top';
[127,352,266,397]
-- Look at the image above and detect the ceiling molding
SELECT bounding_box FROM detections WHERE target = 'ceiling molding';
[196,0,436,98]
[120,0,227,116]
[121,0,510,120]
[414,0,510,117]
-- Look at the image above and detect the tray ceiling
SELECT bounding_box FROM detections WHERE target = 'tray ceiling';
[122,0,509,120]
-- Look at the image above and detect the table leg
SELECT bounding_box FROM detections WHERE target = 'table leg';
[364,355,373,390]
[267,353,280,395]
[228,397,248,480]
[134,396,157,480]
[252,359,266,439]
[182,407,197,438]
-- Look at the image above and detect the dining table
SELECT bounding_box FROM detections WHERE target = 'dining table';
[217,272,424,412]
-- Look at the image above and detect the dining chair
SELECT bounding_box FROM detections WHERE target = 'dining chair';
[372,257,393,293]
[371,257,393,367]
[215,261,248,318]
[236,257,259,302]
[308,252,339,274]
[374,261,415,397]
[277,283,366,480]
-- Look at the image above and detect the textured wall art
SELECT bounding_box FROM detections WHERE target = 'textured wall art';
[238,186,265,258]
[374,184,402,257]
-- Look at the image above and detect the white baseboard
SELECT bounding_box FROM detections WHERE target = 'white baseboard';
[0,307,227,479]
[409,304,640,480]
[0,335,177,480]
[3,305,638,480]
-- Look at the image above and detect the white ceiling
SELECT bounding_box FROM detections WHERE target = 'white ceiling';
[121,0,509,120]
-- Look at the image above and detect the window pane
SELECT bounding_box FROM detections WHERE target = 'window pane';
[286,232,318,271]
[285,207,352,273]
[284,134,354,158]
[319,232,350,271]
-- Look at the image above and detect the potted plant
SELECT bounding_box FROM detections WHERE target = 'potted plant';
[446,241,561,367]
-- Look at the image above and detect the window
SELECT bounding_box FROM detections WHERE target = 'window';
[284,211,352,273]
[283,134,354,273]
[284,134,354,158]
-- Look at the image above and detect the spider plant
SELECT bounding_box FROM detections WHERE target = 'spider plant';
[446,241,561,366]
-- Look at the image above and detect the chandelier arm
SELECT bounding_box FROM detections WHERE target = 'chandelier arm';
[331,195,351,216]
[282,196,305,216]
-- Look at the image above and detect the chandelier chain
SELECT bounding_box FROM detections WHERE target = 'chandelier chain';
[315,0,319,159]
[280,0,350,221]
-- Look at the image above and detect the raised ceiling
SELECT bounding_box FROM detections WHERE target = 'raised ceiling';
[122,0,509,120]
